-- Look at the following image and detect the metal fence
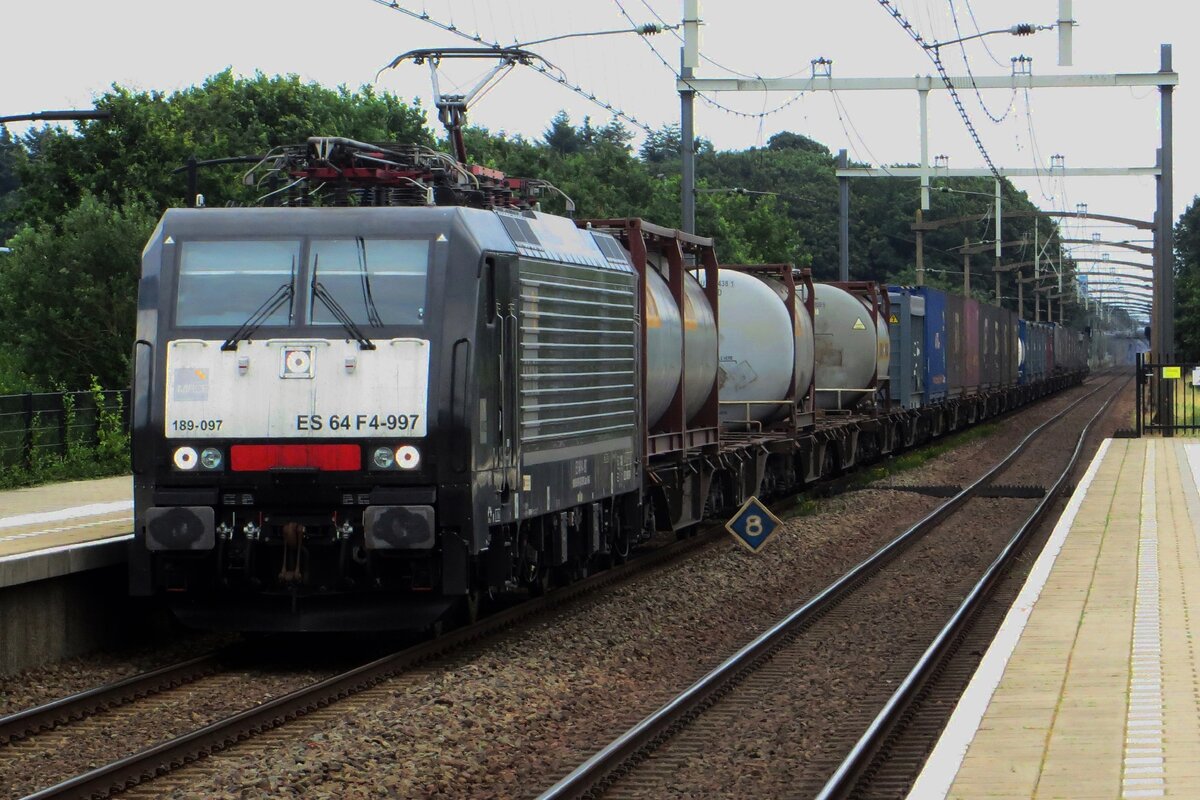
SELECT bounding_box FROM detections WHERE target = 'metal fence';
[1135,354,1200,436]
[0,390,129,469]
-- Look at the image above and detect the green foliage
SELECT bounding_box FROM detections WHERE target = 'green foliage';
[852,422,1000,488]
[0,194,156,389]
[0,381,129,488]
[9,70,431,220]
[0,125,21,242]
[1174,195,1200,359]
[0,69,1107,401]
[543,111,584,155]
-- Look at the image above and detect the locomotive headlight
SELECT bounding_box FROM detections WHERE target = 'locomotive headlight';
[173,446,199,470]
[372,446,396,469]
[200,448,223,470]
[395,445,421,470]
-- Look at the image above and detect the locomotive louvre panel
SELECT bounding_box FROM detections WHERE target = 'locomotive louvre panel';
[517,260,638,447]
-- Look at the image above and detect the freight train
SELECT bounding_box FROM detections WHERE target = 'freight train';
[129,137,1089,631]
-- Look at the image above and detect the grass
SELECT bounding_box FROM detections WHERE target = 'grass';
[0,379,130,489]
[847,422,1001,490]
[775,422,1002,523]
[1139,379,1200,436]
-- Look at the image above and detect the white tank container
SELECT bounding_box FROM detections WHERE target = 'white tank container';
[813,283,880,410]
[642,268,718,427]
[712,269,795,425]
[763,276,815,406]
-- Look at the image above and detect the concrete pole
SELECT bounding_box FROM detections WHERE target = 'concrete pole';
[679,0,700,234]
[1018,269,1024,319]
[1034,221,1040,321]
[839,149,850,281]
[680,78,695,234]
[963,237,971,298]
[1058,0,1074,66]
[995,178,1002,306]
[1159,44,1175,359]
[919,85,931,211]
[915,209,925,286]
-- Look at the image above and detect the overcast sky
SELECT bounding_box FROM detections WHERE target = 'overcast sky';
[1,0,1190,306]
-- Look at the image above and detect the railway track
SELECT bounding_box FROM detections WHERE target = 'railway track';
[2,377,1101,800]
[536,373,1127,800]
[3,515,737,799]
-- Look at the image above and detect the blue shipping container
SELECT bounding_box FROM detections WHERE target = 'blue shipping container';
[916,286,948,403]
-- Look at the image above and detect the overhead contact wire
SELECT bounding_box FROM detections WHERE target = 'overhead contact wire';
[875,0,1001,181]
[370,0,657,133]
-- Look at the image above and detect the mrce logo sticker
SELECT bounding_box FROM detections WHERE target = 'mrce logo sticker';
[281,346,315,379]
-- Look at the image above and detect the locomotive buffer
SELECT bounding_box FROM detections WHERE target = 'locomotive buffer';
[726,497,783,553]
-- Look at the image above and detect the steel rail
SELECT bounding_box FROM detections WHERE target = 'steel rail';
[0,651,229,744]
[536,372,1113,800]
[19,517,736,800]
[21,375,1092,800]
[815,375,1130,799]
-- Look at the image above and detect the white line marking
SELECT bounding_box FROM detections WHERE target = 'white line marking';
[0,515,132,545]
[0,500,132,531]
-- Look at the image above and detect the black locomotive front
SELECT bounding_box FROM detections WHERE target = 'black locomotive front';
[130,207,495,629]
[130,205,642,630]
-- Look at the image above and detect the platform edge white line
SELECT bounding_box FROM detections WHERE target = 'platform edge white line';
[904,437,1116,800]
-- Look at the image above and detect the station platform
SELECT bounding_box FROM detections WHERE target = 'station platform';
[0,475,132,588]
[910,437,1200,799]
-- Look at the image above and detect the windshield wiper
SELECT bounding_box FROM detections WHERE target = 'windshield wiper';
[221,282,294,351]
[311,273,377,350]
[356,236,384,327]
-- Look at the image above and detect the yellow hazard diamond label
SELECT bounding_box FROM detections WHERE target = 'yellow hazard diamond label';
[853,318,867,330]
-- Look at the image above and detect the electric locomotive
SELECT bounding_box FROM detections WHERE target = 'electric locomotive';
[130,139,643,630]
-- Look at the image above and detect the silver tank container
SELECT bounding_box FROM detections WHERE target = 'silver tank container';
[875,312,892,382]
[712,269,795,425]
[813,283,881,410]
[763,276,815,407]
[642,267,718,427]
[680,274,718,422]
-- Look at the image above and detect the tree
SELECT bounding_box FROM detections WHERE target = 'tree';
[0,125,24,242]
[0,195,156,389]
[543,112,583,155]
[12,71,432,222]
[1174,196,1200,359]
[767,131,830,157]
[639,124,682,165]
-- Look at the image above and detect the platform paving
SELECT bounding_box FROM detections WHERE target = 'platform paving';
[0,475,132,557]
[0,476,132,589]
[909,437,1200,799]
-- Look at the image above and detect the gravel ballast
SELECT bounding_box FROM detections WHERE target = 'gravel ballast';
[129,379,1120,799]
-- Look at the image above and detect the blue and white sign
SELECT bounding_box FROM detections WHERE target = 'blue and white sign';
[726,496,783,553]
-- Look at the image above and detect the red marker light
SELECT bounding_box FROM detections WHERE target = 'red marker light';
[230,444,360,471]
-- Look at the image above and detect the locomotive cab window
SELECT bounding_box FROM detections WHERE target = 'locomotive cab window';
[309,238,429,327]
[175,240,299,327]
